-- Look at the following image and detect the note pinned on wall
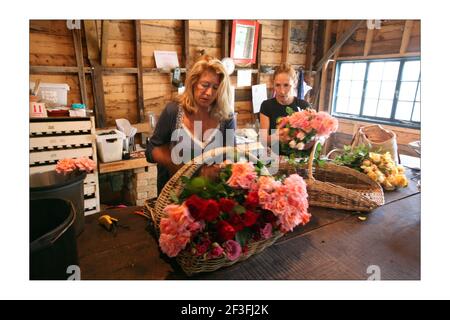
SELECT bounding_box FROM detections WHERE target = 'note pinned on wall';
[154,51,179,69]
[251,83,267,113]
[237,69,252,87]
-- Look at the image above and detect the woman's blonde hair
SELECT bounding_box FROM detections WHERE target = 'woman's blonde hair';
[273,63,298,87]
[178,55,233,121]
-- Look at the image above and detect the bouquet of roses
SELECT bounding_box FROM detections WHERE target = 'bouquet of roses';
[55,157,96,175]
[158,161,310,262]
[277,107,339,159]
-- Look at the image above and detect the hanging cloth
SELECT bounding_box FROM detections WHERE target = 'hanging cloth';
[297,69,305,99]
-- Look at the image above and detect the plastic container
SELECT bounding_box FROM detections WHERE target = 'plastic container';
[30,198,79,280]
[96,129,125,163]
[30,82,70,106]
[30,170,86,236]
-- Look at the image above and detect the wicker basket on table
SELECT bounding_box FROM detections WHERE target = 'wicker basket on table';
[145,147,283,276]
[279,141,384,212]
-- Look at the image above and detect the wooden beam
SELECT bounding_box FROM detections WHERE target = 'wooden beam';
[319,20,332,111]
[83,20,106,128]
[72,28,89,107]
[30,66,91,74]
[256,22,263,84]
[327,21,344,113]
[305,20,319,80]
[364,28,374,57]
[183,20,190,67]
[315,20,365,73]
[135,20,145,123]
[83,20,100,61]
[221,20,230,59]
[101,20,110,66]
[281,20,291,63]
[400,20,414,54]
[336,52,420,61]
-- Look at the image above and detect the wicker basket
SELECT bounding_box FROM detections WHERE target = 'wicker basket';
[279,141,384,212]
[145,147,284,276]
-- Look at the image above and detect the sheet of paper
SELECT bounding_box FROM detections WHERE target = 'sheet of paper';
[237,69,252,87]
[154,51,179,69]
[251,83,267,113]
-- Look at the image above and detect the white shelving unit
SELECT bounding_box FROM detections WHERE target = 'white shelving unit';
[29,116,101,215]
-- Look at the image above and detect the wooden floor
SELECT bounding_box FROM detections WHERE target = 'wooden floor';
[77,169,420,280]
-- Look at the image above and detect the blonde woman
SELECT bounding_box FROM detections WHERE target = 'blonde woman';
[259,63,310,145]
[146,55,235,193]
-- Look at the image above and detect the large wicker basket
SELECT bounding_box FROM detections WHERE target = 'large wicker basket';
[145,147,284,276]
[279,141,384,212]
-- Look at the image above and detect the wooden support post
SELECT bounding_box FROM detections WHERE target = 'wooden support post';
[84,20,106,128]
[183,20,190,68]
[305,20,319,80]
[282,20,291,64]
[256,22,263,84]
[400,20,414,54]
[364,28,374,57]
[327,21,343,112]
[101,20,110,67]
[72,28,89,108]
[221,20,230,59]
[319,20,332,111]
[135,20,145,123]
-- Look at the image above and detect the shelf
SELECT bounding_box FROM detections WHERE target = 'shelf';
[98,157,151,174]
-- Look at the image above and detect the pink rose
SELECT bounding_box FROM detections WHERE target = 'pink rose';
[223,240,242,261]
[260,223,273,239]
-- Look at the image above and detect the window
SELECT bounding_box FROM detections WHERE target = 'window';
[332,57,421,128]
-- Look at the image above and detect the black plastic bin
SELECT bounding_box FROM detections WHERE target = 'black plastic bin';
[30,170,86,236]
[30,198,79,280]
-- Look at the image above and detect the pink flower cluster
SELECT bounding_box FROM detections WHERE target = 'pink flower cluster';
[55,157,96,175]
[277,109,338,150]
[251,174,310,232]
[159,204,204,257]
[226,162,258,189]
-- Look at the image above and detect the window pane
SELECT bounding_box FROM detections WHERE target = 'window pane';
[365,81,381,99]
[382,61,400,81]
[379,81,396,99]
[367,62,384,81]
[350,80,364,98]
[376,100,392,118]
[412,102,420,122]
[337,80,351,97]
[352,63,367,80]
[362,99,378,117]
[335,96,348,113]
[402,60,420,81]
[395,101,414,121]
[399,81,418,101]
[348,98,361,115]
[339,63,353,80]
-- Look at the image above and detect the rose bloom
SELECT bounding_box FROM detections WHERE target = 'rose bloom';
[219,198,235,213]
[260,223,273,239]
[202,199,220,222]
[223,240,242,261]
[227,162,257,189]
[216,220,236,242]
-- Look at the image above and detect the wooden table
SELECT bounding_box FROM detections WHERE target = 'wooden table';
[77,169,420,280]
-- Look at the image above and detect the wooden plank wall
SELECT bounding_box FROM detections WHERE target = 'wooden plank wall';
[320,20,421,156]
[29,19,420,156]
[30,19,311,129]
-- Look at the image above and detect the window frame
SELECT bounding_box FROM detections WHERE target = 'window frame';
[331,57,421,129]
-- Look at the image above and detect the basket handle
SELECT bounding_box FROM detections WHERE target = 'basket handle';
[307,140,321,181]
